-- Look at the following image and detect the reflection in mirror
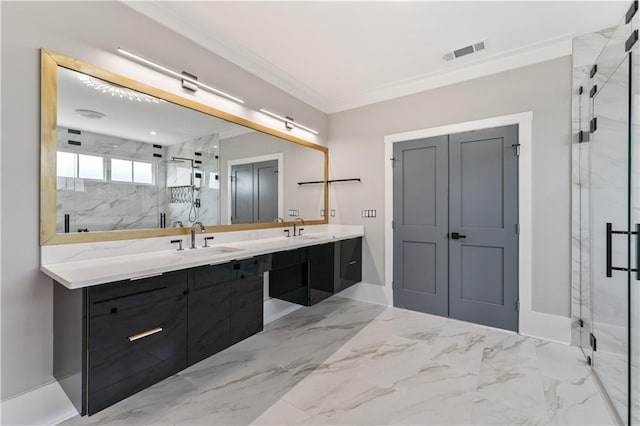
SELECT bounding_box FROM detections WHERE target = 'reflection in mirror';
[219,131,325,225]
[55,66,325,233]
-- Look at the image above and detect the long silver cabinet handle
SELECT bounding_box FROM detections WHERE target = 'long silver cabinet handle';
[349,260,357,265]
[128,327,163,342]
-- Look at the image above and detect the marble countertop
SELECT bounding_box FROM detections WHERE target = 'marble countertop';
[42,228,363,289]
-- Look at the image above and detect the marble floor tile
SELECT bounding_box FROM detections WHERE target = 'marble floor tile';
[59,297,618,426]
[470,333,550,425]
[250,398,311,426]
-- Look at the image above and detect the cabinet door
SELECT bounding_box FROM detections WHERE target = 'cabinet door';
[308,243,335,305]
[336,238,363,293]
[230,259,264,345]
[87,271,188,415]
[188,264,231,366]
[269,248,308,305]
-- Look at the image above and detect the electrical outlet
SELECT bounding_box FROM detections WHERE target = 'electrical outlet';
[288,209,299,217]
[330,209,336,217]
[320,209,325,217]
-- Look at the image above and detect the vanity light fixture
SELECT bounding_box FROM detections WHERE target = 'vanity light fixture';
[259,109,319,135]
[117,47,245,104]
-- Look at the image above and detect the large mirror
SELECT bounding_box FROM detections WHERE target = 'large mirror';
[41,49,328,245]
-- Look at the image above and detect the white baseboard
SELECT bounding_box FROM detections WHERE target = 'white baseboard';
[264,298,302,325]
[1,380,77,425]
[336,282,393,306]
[520,309,572,345]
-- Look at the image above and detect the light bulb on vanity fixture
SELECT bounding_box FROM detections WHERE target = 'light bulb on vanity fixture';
[259,109,319,135]
[116,47,245,104]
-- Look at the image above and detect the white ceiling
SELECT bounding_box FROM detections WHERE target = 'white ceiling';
[126,1,629,113]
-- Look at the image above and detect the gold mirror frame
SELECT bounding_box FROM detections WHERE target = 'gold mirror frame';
[41,49,329,245]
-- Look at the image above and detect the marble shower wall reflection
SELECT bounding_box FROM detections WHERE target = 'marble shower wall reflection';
[56,127,220,232]
[166,134,220,227]
[56,126,169,232]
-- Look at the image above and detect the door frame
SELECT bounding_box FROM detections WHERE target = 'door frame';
[384,112,570,344]
[226,153,284,224]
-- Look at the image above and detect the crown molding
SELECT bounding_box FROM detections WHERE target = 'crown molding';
[125,2,573,115]
[325,35,573,114]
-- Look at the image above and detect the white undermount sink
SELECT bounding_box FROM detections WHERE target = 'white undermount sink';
[173,246,244,257]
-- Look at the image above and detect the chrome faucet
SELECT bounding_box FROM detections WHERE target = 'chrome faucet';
[293,218,305,236]
[190,222,205,249]
[274,217,285,224]
[172,220,184,228]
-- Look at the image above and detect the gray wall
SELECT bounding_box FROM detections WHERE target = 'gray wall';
[0,1,326,400]
[328,56,572,317]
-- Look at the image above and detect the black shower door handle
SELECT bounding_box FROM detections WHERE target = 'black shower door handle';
[636,223,640,281]
[606,222,612,277]
[605,222,640,279]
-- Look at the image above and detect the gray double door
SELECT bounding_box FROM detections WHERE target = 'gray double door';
[231,160,278,224]
[393,125,519,331]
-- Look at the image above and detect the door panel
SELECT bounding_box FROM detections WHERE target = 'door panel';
[254,160,278,223]
[449,125,519,331]
[402,241,437,293]
[402,146,438,226]
[393,136,449,316]
[231,164,253,224]
[460,137,504,229]
[460,245,504,305]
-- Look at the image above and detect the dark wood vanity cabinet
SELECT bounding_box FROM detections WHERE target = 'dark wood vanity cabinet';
[269,237,363,306]
[335,237,363,293]
[188,264,231,365]
[53,238,360,416]
[86,270,189,415]
[269,249,308,305]
[54,258,266,416]
[308,242,336,305]
[230,259,264,344]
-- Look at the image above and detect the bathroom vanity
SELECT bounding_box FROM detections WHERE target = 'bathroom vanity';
[38,49,362,416]
[45,229,362,415]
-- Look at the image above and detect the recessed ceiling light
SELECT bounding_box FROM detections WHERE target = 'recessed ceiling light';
[150,131,157,135]
[75,109,106,119]
[213,145,218,148]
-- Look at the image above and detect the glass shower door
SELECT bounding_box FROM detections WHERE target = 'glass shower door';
[590,52,631,422]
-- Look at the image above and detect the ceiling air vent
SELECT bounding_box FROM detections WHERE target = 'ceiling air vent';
[443,41,486,61]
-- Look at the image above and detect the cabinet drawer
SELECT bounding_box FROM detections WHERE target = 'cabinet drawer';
[87,295,187,414]
[191,264,231,290]
[88,269,188,304]
[336,237,362,293]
